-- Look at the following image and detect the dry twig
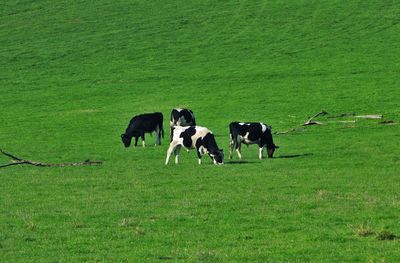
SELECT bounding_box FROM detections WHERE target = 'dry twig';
[0,149,102,168]
[354,115,383,119]
[275,110,328,135]
[303,110,328,126]
[327,113,356,118]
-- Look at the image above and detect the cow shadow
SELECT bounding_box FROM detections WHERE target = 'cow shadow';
[275,153,313,159]
[225,160,257,165]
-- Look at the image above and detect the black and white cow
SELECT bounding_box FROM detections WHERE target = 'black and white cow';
[165,126,224,165]
[229,122,279,160]
[170,108,196,127]
[121,112,164,147]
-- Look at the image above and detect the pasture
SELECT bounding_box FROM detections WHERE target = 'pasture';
[1,0,400,261]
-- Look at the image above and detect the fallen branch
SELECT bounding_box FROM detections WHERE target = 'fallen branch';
[275,111,389,135]
[303,120,322,126]
[0,149,102,168]
[303,110,328,126]
[354,115,383,119]
[327,113,356,118]
[331,120,356,123]
[275,110,327,135]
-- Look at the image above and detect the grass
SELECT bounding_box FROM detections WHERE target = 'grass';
[1,0,400,262]
[376,230,397,241]
[352,223,375,238]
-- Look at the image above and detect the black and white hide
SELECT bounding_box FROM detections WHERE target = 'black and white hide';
[229,122,279,160]
[170,108,196,127]
[121,112,164,147]
[170,108,196,141]
[165,126,224,165]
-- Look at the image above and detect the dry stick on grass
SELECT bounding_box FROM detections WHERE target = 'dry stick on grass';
[328,113,383,119]
[354,114,383,119]
[327,113,356,118]
[303,110,328,126]
[0,149,102,168]
[275,110,328,135]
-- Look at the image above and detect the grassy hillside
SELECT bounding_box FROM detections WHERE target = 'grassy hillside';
[1,0,399,261]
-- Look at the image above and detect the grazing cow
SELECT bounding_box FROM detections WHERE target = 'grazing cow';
[170,108,196,127]
[121,112,164,147]
[165,126,224,165]
[229,122,279,160]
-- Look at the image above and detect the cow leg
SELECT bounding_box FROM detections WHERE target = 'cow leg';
[165,141,178,165]
[236,142,242,159]
[229,135,234,159]
[155,125,161,146]
[134,136,139,147]
[208,154,214,164]
[170,127,174,142]
[141,132,145,147]
[196,147,202,164]
[259,146,264,160]
[174,145,182,164]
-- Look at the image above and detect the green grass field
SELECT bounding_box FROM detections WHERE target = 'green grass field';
[1,0,400,261]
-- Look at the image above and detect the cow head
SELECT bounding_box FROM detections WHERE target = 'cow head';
[267,145,279,158]
[211,149,224,165]
[121,133,132,147]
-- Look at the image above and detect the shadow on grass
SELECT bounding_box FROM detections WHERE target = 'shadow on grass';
[275,153,313,159]
[225,160,258,165]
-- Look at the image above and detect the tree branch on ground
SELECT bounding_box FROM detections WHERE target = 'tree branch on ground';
[354,114,383,119]
[0,149,102,168]
[275,110,328,135]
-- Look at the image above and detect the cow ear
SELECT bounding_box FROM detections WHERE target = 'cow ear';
[274,145,280,149]
[121,134,124,138]
[220,149,224,152]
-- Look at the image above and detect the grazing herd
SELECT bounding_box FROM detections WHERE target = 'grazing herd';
[121,108,278,165]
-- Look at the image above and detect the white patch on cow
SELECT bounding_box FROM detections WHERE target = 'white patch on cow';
[198,145,208,154]
[261,123,267,133]
[239,122,245,125]
[187,127,211,149]
[242,132,259,145]
[175,108,183,112]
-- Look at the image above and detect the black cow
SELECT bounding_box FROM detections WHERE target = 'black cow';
[229,122,279,160]
[165,126,224,165]
[170,108,196,127]
[121,112,164,147]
